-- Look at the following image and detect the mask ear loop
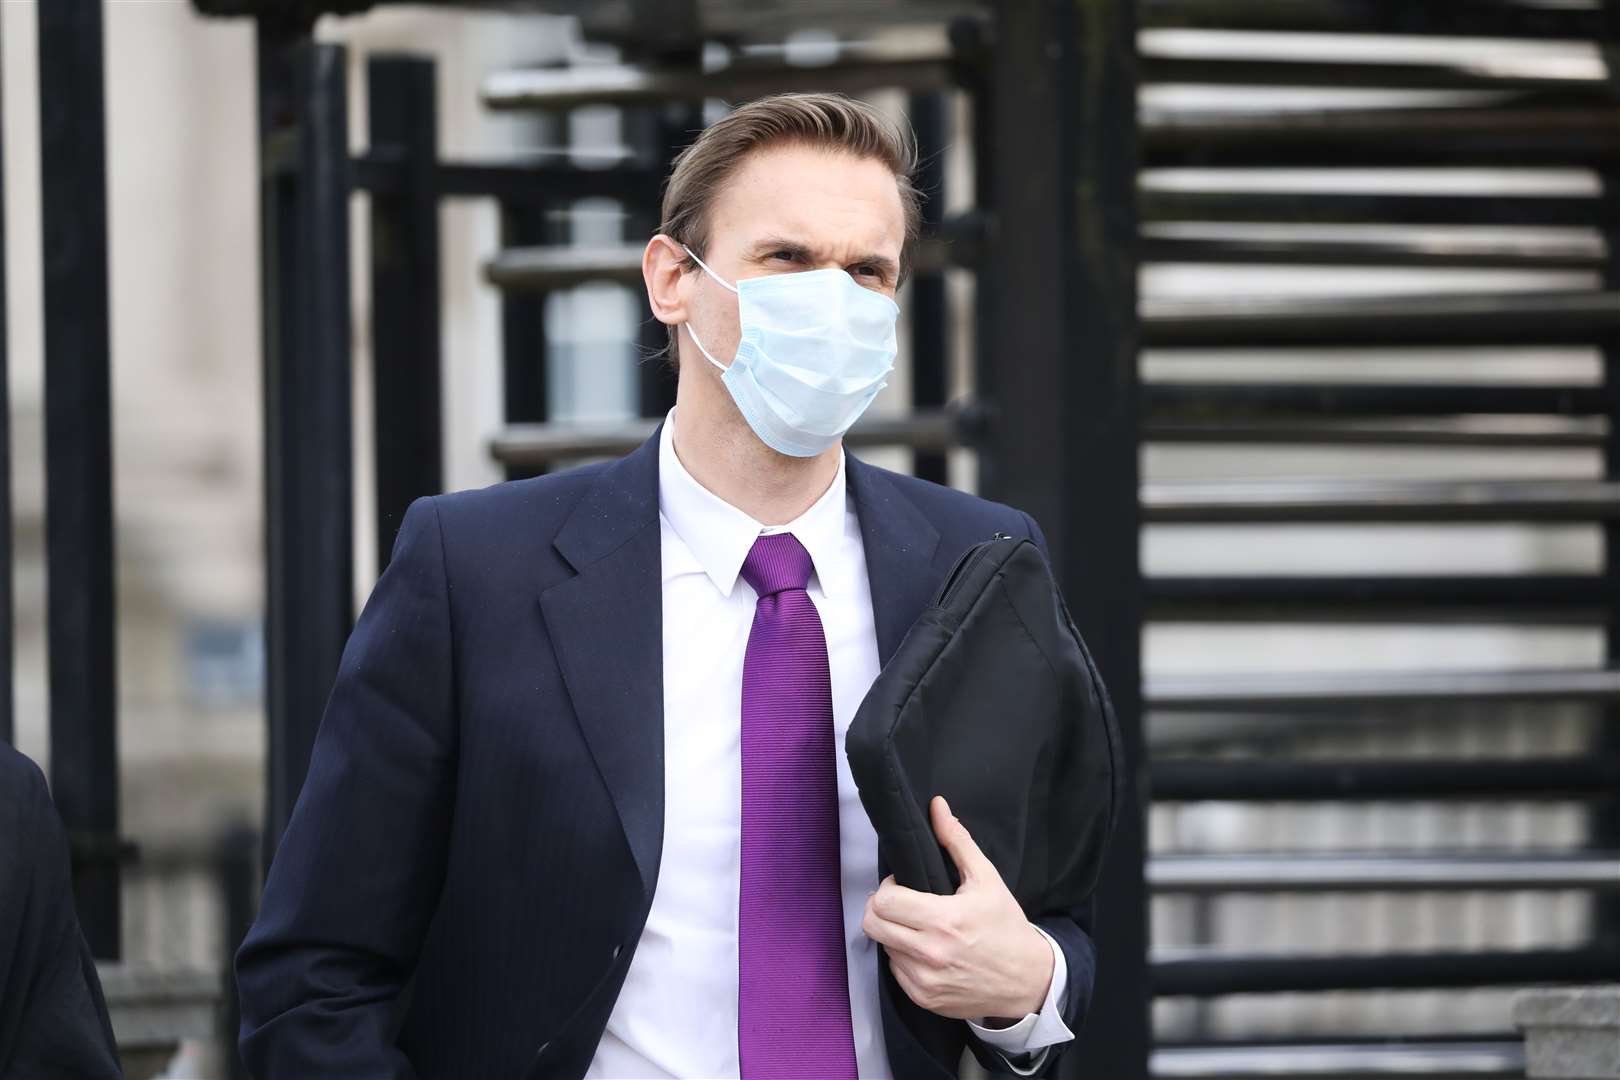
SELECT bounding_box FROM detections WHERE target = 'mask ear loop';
[683,322,728,373]
[680,244,738,372]
[682,244,739,293]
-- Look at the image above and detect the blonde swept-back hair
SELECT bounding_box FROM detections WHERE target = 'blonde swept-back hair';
[655,92,923,363]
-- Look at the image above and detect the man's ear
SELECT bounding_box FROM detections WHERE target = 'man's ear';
[643,234,690,329]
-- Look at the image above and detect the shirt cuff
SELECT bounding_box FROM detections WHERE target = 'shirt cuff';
[965,925,1075,1073]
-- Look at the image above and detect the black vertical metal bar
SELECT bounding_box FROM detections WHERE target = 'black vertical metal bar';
[1596,0,1620,950]
[368,55,442,575]
[38,0,119,959]
[217,822,258,1080]
[952,16,995,459]
[258,30,353,862]
[909,92,949,485]
[628,102,692,420]
[0,15,12,748]
[500,203,550,481]
[981,1,1146,1075]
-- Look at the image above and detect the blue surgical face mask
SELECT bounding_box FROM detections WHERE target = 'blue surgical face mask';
[681,244,898,458]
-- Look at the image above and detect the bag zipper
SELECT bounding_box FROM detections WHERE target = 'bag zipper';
[931,532,1016,607]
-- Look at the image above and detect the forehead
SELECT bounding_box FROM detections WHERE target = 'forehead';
[705,142,906,257]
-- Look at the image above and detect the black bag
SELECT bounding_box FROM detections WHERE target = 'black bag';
[846,535,1123,914]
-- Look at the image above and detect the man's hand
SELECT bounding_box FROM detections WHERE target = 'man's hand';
[860,795,1053,1024]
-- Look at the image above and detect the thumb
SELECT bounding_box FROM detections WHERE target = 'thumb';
[931,795,988,886]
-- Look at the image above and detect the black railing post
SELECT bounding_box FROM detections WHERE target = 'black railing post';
[368,55,443,573]
[38,0,120,959]
[630,103,695,421]
[981,0,1146,1075]
[0,14,12,749]
[500,202,551,480]
[217,822,259,1080]
[908,92,950,485]
[258,28,354,861]
[1596,0,1620,950]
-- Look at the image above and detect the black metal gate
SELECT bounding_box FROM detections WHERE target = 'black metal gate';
[0,0,1586,1075]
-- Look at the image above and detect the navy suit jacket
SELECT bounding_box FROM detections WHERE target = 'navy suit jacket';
[236,425,1097,1079]
[0,745,122,1080]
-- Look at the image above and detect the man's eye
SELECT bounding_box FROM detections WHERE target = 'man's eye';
[771,250,799,262]
[853,265,879,278]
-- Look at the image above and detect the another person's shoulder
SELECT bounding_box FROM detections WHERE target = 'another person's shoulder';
[0,742,50,822]
[0,745,53,897]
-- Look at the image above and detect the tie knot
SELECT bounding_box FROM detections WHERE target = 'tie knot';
[740,532,814,598]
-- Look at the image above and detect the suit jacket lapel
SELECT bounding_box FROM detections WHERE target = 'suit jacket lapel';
[538,428,665,905]
[537,436,961,1076]
[846,453,967,1080]
[845,452,942,667]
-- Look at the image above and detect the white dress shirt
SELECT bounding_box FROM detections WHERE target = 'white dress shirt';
[584,408,1073,1079]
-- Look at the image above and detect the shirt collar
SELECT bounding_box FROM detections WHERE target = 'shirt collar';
[658,406,852,599]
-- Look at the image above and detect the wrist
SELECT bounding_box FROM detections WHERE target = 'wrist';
[990,924,1054,1022]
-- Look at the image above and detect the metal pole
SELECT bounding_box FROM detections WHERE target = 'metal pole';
[1595,0,1620,955]
[981,1,1146,1074]
[500,202,551,481]
[368,55,443,573]
[908,91,949,485]
[217,822,258,1080]
[0,11,12,748]
[626,102,691,421]
[38,0,120,959]
[258,29,354,861]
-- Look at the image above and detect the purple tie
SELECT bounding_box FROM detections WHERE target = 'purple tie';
[737,532,858,1079]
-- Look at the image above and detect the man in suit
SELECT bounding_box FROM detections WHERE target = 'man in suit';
[236,91,1096,1079]
[0,743,123,1079]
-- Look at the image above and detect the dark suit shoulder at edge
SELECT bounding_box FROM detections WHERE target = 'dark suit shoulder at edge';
[0,743,49,820]
[432,459,614,516]
[856,459,1039,534]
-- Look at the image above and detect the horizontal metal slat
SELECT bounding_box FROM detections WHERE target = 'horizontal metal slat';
[1139,0,1605,38]
[1142,54,1607,94]
[1149,852,1620,892]
[480,53,957,111]
[1145,383,1606,419]
[1143,418,1606,449]
[1142,477,1620,523]
[490,409,961,467]
[1142,290,1620,348]
[486,245,643,289]
[1150,758,1620,801]
[1140,232,1605,271]
[1152,946,1620,996]
[1146,666,1620,711]
[1145,574,1608,624]
[492,0,989,44]
[486,231,965,291]
[1140,190,1602,228]
[1151,1039,1526,1078]
[351,151,662,204]
[1142,108,1620,169]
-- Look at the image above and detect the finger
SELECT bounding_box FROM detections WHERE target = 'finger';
[862,906,930,958]
[888,950,924,1002]
[931,795,994,885]
[869,875,949,930]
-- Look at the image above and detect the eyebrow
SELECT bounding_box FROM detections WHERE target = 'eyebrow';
[747,236,900,282]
